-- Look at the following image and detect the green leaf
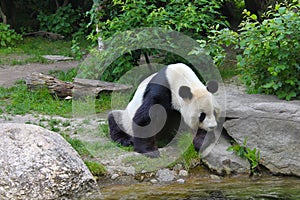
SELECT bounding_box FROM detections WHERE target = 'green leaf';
[250,14,257,20]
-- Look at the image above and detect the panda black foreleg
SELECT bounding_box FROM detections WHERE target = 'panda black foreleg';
[193,129,207,152]
[133,137,160,158]
[108,111,133,147]
[132,97,161,158]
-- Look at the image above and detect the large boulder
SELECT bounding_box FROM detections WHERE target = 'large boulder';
[0,123,100,199]
[223,93,300,176]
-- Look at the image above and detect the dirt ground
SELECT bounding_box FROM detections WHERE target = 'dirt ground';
[0,60,79,87]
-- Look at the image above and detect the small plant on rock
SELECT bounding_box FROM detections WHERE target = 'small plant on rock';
[227,137,261,175]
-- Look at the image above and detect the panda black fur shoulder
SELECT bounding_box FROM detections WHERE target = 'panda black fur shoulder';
[108,63,220,158]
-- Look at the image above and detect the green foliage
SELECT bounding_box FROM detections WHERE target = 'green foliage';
[207,2,300,100]
[96,0,226,40]
[0,23,23,47]
[84,0,227,82]
[84,161,106,176]
[71,39,85,60]
[37,4,81,37]
[100,54,138,82]
[227,137,261,174]
[107,1,223,38]
[238,3,300,100]
[49,68,78,82]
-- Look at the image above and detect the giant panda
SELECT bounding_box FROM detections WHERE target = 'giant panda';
[108,63,220,158]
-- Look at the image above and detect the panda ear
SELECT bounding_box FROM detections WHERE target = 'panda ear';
[179,86,193,100]
[206,80,218,94]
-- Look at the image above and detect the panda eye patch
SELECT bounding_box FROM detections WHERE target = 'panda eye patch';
[199,112,206,122]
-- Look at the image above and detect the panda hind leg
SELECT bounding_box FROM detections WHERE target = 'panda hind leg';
[108,111,133,147]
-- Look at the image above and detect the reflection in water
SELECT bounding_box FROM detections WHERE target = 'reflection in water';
[100,174,300,200]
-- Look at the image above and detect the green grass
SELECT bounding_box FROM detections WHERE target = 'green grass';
[84,161,107,176]
[63,134,92,158]
[96,93,112,113]
[175,133,200,170]
[0,67,112,117]
[99,123,109,137]
[0,37,74,65]
[0,83,73,117]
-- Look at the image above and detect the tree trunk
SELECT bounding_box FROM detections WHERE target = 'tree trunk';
[0,0,16,28]
[25,72,132,99]
[0,5,6,24]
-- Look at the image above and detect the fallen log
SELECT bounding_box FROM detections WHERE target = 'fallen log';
[25,72,132,99]
[23,31,64,40]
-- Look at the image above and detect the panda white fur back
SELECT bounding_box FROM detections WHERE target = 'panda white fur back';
[108,63,219,158]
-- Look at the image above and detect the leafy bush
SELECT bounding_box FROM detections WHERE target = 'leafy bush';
[207,2,300,100]
[0,23,22,47]
[85,0,227,82]
[96,0,226,39]
[37,4,81,37]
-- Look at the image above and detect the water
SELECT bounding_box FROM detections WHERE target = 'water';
[100,174,300,200]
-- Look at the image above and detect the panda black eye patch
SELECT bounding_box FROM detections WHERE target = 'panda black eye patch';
[199,112,206,122]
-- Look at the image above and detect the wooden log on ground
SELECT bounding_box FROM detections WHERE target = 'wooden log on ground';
[23,31,64,40]
[25,72,132,99]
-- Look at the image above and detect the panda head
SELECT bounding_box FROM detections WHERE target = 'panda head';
[178,80,220,131]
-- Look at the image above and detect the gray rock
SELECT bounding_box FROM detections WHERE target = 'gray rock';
[210,175,221,180]
[111,174,119,180]
[0,123,99,200]
[150,179,158,184]
[223,93,300,176]
[176,179,185,184]
[178,170,188,177]
[156,169,175,182]
[201,132,250,175]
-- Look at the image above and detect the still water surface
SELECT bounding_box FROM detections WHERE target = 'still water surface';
[100,174,300,200]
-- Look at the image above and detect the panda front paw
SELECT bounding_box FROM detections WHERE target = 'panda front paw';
[142,150,160,158]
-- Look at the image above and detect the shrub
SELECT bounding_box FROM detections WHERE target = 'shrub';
[96,0,226,39]
[238,3,300,100]
[207,2,300,100]
[37,4,81,37]
[0,23,22,47]
[85,0,227,82]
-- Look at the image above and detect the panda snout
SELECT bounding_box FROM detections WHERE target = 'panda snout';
[206,121,217,131]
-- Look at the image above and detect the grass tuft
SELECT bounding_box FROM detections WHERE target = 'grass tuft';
[62,134,92,158]
[84,161,107,176]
